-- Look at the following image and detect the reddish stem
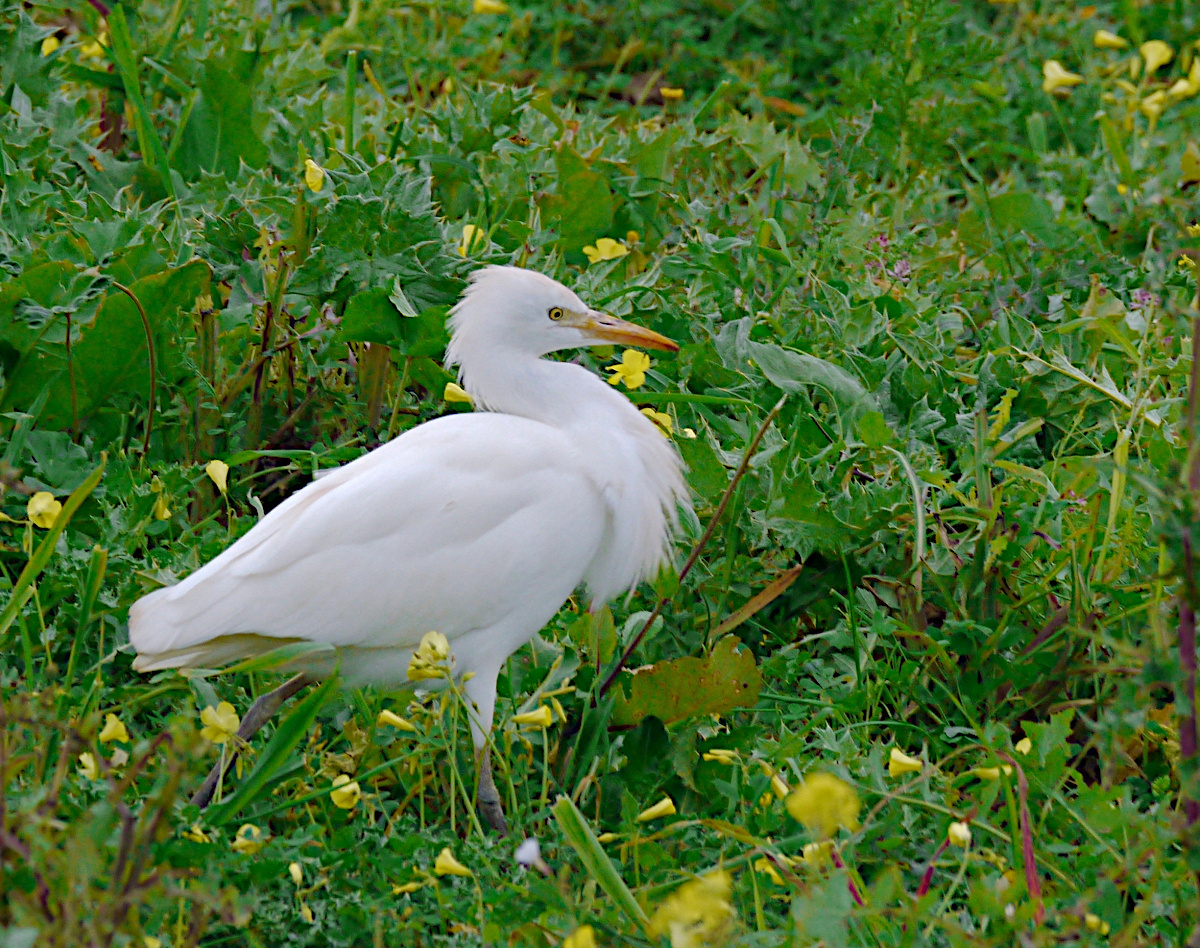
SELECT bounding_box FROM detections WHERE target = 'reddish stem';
[999,753,1043,924]
[915,839,950,899]
[829,847,865,907]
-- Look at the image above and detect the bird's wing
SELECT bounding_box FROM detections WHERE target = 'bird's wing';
[129,414,607,661]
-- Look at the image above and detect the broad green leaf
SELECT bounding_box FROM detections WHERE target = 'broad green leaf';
[749,340,874,419]
[855,410,893,448]
[540,146,615,254]
[611,635,762,728]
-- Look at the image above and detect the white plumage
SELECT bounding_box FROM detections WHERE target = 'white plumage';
[128,265,689,829]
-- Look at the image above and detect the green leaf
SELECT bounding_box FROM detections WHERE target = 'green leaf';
[855,410,893,448]
[610,636,762,728]
[205,676,338,826]
[749,341,875,420]
[540,146,615,254]
[552,795,650,932]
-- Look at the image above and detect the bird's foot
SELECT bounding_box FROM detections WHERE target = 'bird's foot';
[478,789,509,837]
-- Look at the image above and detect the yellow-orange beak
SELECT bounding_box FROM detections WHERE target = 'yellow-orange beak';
[573,311,679,352]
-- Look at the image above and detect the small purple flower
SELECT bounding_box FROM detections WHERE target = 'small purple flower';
[1131,288,1157,308]
[889,259,911,282]
[866,258,881,270]
[870,234,890,249]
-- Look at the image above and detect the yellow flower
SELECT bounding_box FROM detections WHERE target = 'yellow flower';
[641,407,673,436]
[1188,224,1200,238]
[473,0,508,13]
[785,772,860,837]
[1139,40,1173,76]
[582,237,629,264]
[1085,913,1111,935]
[182,824,210,843]
[300,902,314,923]
[99,713,130,744]
[407,631,452,680]
[947,821,972,848]
[1169,61,1200,98]
[144,937,162,948]
[660,87,684,101]
[702,748,739,765]
[606,349,652,389]
[80,37,105,59]
[754,857,786,885]
[1140,90,1167,119]
[232,823,266,854]
[1093,30,1127,49]
[205,459,230,495]
[289,862,303,885]
[443,381,475,404]
[457,223,487,256]
[434,846,473,877]
[1042,60,1084,94]
[303,159,325,193]
[563,926,596,948]
[78,752,100,780]
[330,774,361,809]
[199,701,240,744]
[153,494,171,520]
[888,747,923,777]
[596,832,619,843]
[636,795,678,822]
[1014,737,1032,755]
[802,840,833,865]
[972,764,1014,780]
[392,880,426,894]
[512,705,554,729]
[648,871,735,948]
[27,492,62,528]
[377,709,418,732]
[41,35,60,55]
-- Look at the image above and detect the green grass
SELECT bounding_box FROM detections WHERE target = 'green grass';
[2,0,1200,944]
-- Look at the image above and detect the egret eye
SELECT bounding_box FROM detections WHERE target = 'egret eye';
[548,307,564,321]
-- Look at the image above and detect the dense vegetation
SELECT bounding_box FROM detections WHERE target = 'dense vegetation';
[3,0,1200,943]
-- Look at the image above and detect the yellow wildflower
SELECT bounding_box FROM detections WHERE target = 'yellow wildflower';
[802,840,833,865]
[1014,737,1032,755]
[330,774,361,809]
[200,702,240,744]
[626,230,641,243]
[144,937,162,948]
[457,223,487,256]
[1169,61,1200,98]
[1140,90,1167,120]
[1085,913,1111,935]
[563,926,596,948]
[41,35,60,55]
[27,492,62,528]
[754,857,786,885]
[232,823,266,854]
[606,349,652,389]
[660,87,684,101]
[702,748,739,765]
[641,407,673,436]
[182,824,210,843]
[152,493,170,520]
[300,902,314,923]
[78,752,100,780]
[205,459,230,495]
[648,871,736,948]
[582,237,629,264]
[377,708,418,732]
[434,847,473,877]
[408,631,453,680]
[888,747,923,777]
[80,36,105,58]
[785,772,860,837]
[289,862,303,885]
[1042,60,1084,94]
[1188,224,1200,238]
[473,0,508,13]
[636,795,678,822]
[99,713,130,744]
[1093,30,1127,49]
[972,764,1014,780]
[596,832,619,843]
[392,880,426,894]
[947,821,972,848]
[1139,40,1173,76]
[512,705,554,729]
[303,159,325,193]
[443,381,475,405]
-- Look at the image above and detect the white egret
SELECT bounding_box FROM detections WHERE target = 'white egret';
[128,265,689,834]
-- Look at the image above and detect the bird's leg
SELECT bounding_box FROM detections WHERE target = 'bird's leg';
[462,667,508,836]
[476,745,508,837]
[191,672,314,809]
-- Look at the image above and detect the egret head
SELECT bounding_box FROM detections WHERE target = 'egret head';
[446,266,677,367]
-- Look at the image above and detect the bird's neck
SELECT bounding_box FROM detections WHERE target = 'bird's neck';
[458,349,626,430]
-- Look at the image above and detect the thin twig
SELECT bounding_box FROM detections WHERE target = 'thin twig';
[597,395,787,699]
[112,281,156,455]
